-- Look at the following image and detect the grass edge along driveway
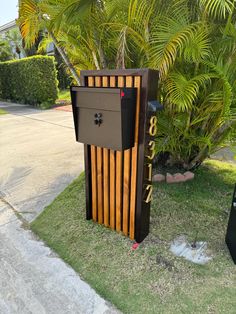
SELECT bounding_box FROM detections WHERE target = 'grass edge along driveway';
[0,108,7,115]
[31,160,236,314]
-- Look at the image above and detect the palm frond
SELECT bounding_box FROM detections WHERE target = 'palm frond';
[149,16,202,75]
[164,72,212,111]
[37,34,53,53]
[183,26,211,62]
[199,0,236,19]
[204,60,233,117]
[18,0,42,47]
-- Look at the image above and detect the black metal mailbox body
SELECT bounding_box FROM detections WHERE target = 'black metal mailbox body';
[226,183,236,264]
[71,86,137,151]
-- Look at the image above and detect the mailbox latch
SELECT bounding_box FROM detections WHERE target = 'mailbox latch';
[94,113,103,127]
[148,100,163,112]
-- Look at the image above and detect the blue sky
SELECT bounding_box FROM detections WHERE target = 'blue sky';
[0,0,18,25]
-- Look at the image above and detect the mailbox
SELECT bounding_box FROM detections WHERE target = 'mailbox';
[71,86,137,151]
[70,69,159,243]
[226,183,236,264]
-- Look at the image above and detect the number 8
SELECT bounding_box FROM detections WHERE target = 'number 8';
[149,116,157,136]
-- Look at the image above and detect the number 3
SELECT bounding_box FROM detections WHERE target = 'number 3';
[146,140,155,160]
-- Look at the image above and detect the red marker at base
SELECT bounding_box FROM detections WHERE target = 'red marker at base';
[132,242,139,250]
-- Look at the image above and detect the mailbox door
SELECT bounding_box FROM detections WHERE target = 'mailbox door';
[78,108,122,150]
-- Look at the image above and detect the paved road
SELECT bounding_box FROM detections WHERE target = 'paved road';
[0,102,118,314]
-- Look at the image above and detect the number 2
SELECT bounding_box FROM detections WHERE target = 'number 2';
[144,185,153,203]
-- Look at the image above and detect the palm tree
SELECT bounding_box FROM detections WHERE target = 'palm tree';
[0,39,13,61]
[18,0,81,84]
[6,28,24,59]
[18,0,236,169]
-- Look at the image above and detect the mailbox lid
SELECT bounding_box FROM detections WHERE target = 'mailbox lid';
[71,86,136,112]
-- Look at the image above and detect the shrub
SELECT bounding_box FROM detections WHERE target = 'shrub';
[0,55,58,106]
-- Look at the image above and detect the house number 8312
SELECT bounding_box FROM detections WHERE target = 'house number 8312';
[144,115,157,203]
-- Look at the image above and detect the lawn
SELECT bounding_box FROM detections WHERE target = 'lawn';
[0,108,7,115]
[57,89,71,101]
[31,160,236,314]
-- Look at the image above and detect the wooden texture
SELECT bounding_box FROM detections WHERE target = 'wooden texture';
[122,76,133,235]
[85,73,142,236]
[95,77,103,224]
[102,76,109,227]
[88,77,97,221]
[116,76,124,232]
[129,76,141,239]
[109,76,116,229]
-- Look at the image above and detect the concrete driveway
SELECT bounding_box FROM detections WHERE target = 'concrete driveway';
[0,102,84,221]
[0,102,118,314]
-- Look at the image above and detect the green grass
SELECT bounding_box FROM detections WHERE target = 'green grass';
[57,89,71,101]
[31,160,236,314]
[0,108,7,115]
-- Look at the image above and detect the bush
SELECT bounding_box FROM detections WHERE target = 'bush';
[0,55,58,106]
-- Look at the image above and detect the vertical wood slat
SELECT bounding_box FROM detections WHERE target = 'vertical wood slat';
[116,76,124,232]
[109,76,116,229]
[95,76,103,224]
[88,76,97,221]
[129,76,141,239]
[122,76,133,236]
[102,76,109,227]
[86,73,142,239]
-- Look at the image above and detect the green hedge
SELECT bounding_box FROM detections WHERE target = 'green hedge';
[0,55,58,106]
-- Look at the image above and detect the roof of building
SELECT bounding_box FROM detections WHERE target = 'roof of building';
[0,20,17,34]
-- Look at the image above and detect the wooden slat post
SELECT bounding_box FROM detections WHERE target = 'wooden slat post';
[88,77,97,222]
[78,69,159,242]
[116,76,124,232]
[102,76,109,227]
[95,76,103,224]
[129,76,141,239]
[109,76,116,230]
[122,76,133,236]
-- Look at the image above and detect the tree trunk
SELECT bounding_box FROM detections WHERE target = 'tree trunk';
[92,50,100,70]
[94,31,107,69]
[49,31,80,85]
[98,46,107,69]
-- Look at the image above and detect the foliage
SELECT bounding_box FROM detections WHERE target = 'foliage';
[31,160,236,313]
[0,39,13,61]
[5,28,25,59]
[38,37,72,89]
[19,0,81,84]
[0,28,24,61]
[0,55,58,106]
[19,0,236,168]
[58,89,71,101]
